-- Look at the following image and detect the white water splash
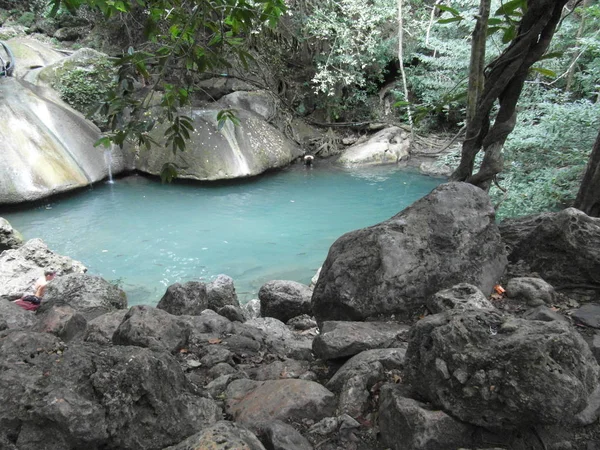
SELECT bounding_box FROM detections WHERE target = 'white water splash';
[104,149,114,184]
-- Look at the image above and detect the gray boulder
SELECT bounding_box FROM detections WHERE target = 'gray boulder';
[259,420,313,450]
[0,217,23,252]
[0,239,86,300]
[500,208,600,287]
[405,309,599,429]
[0,299,37,330]
[312,321,409,360]
[113,305,188,352]
[226,379,336,427]
[158,276,240,316]
[32,305,87,342]
[83,309,128,345]
[379,384,475,450]
[219,90,277,121]
[426,283,494,314]
[506,277,555,306]
[259,280,313,323]
[572,304,600,329]
[41,273,127,320]
[0,330,221,450]
[245,317,314,360]
[243,299,261,320]
[135,108,302,181]
[312,182,507,323]
[164,421,266,450]
[326,348,406,392]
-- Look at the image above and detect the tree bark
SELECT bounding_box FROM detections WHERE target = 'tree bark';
[466,0,491,127]
[575,129,600,217]
[398,0,413,129]
[450,0,569,190]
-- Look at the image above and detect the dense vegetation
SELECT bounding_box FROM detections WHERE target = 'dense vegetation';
[1,0,599,218]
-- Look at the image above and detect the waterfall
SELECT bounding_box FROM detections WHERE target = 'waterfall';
[104,149,114,184]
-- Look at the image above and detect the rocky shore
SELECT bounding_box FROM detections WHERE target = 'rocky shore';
[2,182,600,450]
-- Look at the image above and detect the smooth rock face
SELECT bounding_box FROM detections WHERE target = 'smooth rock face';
[0,217,23,252]
[226,379,336,427]
[500,208,600,286]
[312,182,507,323]
[0,77,126,205]
[337,127,410,166]
[572,304,600,329]
[135,108,302,181]
[259,280,313,323]
[426,283,493,314]
[32,305,87,342]
[164,421,266,450]
[41,273,127,320]
[0,239,86,300]
[312,321,409,360]
[405,309,599,429]
[0,330,221,450]
[219,90,277,121]
[378,385,475,450]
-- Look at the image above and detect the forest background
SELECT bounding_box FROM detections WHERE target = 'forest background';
[1,0,599,219]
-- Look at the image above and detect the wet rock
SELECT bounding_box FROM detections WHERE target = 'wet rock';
[379,384,475,450]
[326,348,406,392]
[40,273,127,320]
[165,420,266,450]
[0,217,23,252]
[243,299,261,320]
[113,305,188,352]
[426,283,493,314]
[572,304,600,329]
[500,208,600,287]
[0,330,221,450]
[506,277,555,306]
[0,299,37,330]
[312,321,409,360]
[312,182,507,323]
[405,309,599,429]
[0,239,86,300]
[32,305,87,342]
[83,309,128,345]
[207,274,239,309]
[259,280,313,323]
[226,379,336,427]
[259,420,313,450]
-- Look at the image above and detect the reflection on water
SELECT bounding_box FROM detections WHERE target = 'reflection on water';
[1,165,444,306]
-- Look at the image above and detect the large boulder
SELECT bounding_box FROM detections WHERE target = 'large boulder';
[0,76,128,204]
[405,308,599,429]
[312,182,507,323]
[259,280,312,323]
[218,90,277,121]
[165,421,266,450]
[40,273,127,320]
[4,37,64,81]
[0,217,23,252]
[0,239,86,300]
[135,108,302,181]
[499,208,600,287]
[0,330,221,450]
[0,299,37,330]
[158,275,240,316]
[337,127,410,166]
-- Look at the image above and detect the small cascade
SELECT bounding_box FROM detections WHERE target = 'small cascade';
[104,149,114,184]
[220,119,251,176]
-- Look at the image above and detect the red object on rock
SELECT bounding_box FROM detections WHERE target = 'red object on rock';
[13,299,40,311]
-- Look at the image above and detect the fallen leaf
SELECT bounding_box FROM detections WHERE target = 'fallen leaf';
[494,285,506,295]
[179,348,188,353]
[208,338,222,344]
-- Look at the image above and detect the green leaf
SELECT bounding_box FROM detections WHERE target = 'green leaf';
[94,136,112,148]
[539,51,564,61]
[495,0,526,16]
[436,4,461,17]
[530,67,557,78]
[438,17,464,24]
[502,26,516,44]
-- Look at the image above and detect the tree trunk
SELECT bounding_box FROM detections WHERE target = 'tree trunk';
[575,129,600,217]
[398,0,413,129]
[450,0,569,190]
[466,0,491,127]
